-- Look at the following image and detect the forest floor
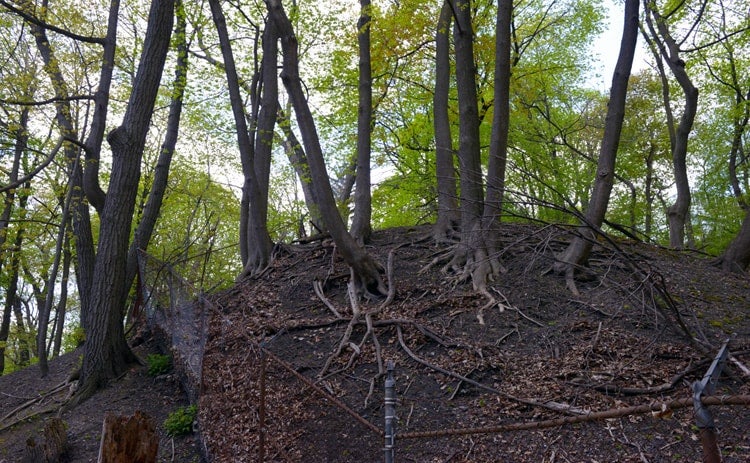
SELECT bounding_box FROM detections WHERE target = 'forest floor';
[1,223,749,462]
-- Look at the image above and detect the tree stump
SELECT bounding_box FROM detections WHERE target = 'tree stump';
[97,411,158,463]
[22,417,68,463]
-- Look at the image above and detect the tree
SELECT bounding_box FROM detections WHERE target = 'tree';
[125,0,189,291]
[643,0,700,249]
[265,0,385,296]
[75,0,175,402]
[432,0,459,242]
[695,1,750,271]
[448,0,502,290]
[350,0,373,244]
[552,0,639,294]
[208,0,274,279]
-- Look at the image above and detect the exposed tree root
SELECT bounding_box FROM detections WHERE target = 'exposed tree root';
[318,250,396,378]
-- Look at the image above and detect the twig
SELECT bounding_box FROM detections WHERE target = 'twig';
[0,381,69,426]
[511,306,544,327]
[730,354,750,377]
[495,325,519,345]
[590,321,603,352]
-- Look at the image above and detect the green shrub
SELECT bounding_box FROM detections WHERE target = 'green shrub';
[164,405,197,437]
[146,353,172,376]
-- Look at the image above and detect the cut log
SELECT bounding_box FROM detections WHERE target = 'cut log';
[97,411,158,463]
[22,417,68,463]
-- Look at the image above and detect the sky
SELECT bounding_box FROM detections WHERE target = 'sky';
[588,0,650,90]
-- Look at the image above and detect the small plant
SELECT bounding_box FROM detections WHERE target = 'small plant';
[146,353,172,376]
[164,405,197,437]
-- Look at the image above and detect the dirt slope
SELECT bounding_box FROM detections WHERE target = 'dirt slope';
[1,223,749,462]
[198,224,750,462]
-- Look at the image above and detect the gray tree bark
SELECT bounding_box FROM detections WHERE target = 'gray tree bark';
[350,0,373,244]
[75,0,174,403]
[553,0,639,294]
[266,0,385,295]
[432,0,459,242]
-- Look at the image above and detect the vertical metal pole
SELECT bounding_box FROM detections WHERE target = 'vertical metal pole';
[384,360,396,463]
[692,340,730,463]
[693,381,720,463]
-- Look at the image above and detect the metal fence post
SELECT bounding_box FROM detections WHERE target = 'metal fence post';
[693,339,730,463]
[384,360,396,463]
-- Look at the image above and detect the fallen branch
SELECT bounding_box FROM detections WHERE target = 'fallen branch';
[0,381,70,430]
[398,395,750,440]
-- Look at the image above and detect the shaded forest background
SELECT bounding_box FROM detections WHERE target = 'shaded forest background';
[0,0,748,410]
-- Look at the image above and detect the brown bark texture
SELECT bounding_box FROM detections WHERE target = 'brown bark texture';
[97,412,158,463]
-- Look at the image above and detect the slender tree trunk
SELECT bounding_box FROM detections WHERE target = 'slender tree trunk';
[454,0,484,234]
[75,0,174,404]
[483,0,512,225]
[266,0,385,295]
[644,4,698,249]
[350,0,373,243]
[26,2,97,334]
[125,0,188,290]
[81,0,121,213]
[0,107,26,374]
[277,106,324,233]
[0,296,10,374]
[0,213,26,375]
[12,299,30,368]
[644,143,656,236]
[209,0,273,278]
[432,0,459,242]
[553,0,639,292]
[37,183,72,376]
[52,231,72,358]
[248,16,278,260]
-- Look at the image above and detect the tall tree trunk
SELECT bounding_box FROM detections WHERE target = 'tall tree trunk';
[249,16,278,258]
[75,0,174,404]
[25,1,97,335]
[0,213,26,375]
[644,3,698,249]
[277,106,324,233]
[12,298,30,368]
[350,0,373,243]
[483,0,512,225]
[432,0,459,242]
[125,0,188,290]
[265,0,385,296]
[0,107,26,374]
[37,181,72,376]
[209,0,273,278]
[553,0,639,293]
[52,230,72,358]
[715,86,750,271]
[454,0,484,235]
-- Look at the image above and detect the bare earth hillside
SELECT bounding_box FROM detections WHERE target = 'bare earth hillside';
[1,223,749,462]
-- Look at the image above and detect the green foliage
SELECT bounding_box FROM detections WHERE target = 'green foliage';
[146,353,172,377]
[61,324,86,353]
[163,405,197,437]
